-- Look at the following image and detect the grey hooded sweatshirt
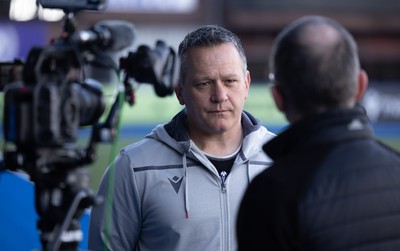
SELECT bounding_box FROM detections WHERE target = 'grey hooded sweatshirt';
[88,109,274,251]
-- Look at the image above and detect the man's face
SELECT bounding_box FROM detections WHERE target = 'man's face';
[175,43,250,137]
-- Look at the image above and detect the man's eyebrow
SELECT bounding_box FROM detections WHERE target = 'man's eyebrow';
[222,73,241,79]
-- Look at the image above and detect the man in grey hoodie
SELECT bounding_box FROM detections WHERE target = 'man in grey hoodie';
[88,24,275,251]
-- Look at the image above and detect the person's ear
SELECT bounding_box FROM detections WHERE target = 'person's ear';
[355,69,369,102]
[175,84,185,105]
[270,84,285,112]
[244,70,251,99]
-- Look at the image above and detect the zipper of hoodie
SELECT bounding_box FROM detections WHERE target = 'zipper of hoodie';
[219,171,229,251]
[220,171,227,192]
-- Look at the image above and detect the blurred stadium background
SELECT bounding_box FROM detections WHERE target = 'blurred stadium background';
[0,1,400,249]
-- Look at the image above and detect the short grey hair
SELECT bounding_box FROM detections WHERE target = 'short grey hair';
[178,25,247,83]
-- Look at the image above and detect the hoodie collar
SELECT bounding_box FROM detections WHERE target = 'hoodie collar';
[163,109,191,142]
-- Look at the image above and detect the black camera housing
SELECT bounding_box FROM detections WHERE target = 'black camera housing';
[3,44,105,149]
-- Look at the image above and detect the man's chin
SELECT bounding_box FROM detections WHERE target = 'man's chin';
[208,123,230,134]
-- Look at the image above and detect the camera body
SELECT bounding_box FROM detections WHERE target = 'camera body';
[3,77,105,149]
[2,44,105,150]
[1,25,178,170]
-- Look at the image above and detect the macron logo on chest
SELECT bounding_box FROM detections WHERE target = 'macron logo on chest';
[168,176,183,194]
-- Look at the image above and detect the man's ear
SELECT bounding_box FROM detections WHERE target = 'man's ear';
[244,70,251,99]
[175,84,185,105]
[270,84,285,112]
[355,69,369,102]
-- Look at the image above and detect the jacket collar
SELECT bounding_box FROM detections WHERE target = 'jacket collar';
[263,106,373,160]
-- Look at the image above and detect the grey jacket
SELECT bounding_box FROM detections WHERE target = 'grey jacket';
[88,109,274,251]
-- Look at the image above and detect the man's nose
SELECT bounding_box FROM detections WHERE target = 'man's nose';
[210,82,228,103]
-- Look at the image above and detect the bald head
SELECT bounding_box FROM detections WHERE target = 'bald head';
[270,16,361,118]
[298,22,341,55]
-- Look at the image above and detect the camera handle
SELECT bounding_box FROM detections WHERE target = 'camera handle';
[43,189,93,251]
[34,164,102,251]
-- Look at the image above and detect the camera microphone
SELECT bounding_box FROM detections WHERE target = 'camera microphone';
[73,20,135,52]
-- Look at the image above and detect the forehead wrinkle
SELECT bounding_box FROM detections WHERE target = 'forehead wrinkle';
[187,44,244,78]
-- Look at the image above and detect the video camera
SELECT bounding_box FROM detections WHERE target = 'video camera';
[0,0,178,250]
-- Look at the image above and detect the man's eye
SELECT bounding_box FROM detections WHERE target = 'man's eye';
[225,79,237,85]
[195,82,210,88]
